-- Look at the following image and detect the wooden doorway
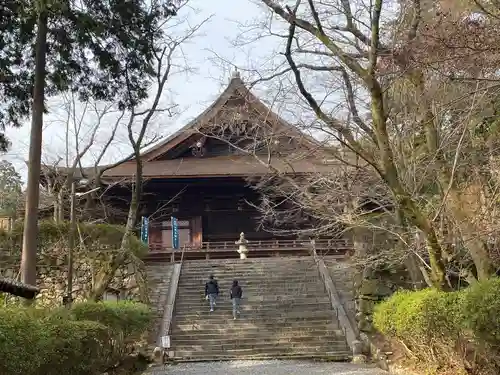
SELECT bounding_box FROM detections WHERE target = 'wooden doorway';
[160,219,191,248]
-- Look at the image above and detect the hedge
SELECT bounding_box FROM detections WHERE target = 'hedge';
[0,301,153,375]
[374,278,500,374]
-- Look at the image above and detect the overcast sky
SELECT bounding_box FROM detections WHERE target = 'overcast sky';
[2,0,284,182]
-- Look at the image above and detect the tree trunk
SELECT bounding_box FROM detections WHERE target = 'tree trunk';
[90,156,143,301]
[414,70,494,281]
[395,207,429,289]
[454,215,494,281]
[370,83,449,290]
[54,189,64,222]
[20,5,48,293]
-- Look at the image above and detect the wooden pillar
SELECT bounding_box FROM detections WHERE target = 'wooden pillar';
[191,216,203,248]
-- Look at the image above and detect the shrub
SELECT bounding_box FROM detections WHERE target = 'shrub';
[0,301,153,375]
[461,277,500,347]
[0,308,47,375]
[71,301,153,361]
[373,280,500,374]
[36,319,111,375]
[374,288,462,344]
[71,301,152,337]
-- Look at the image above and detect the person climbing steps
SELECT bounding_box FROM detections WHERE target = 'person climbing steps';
[205,274,219,312]
[230,279,243,320]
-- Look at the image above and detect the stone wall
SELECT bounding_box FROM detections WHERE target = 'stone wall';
[349,226,415,333]
[323,257,412,334]
[0,221,150,306]
[0,247,147,306]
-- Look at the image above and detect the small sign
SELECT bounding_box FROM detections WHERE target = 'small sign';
[140,216,149,244]
[161,335,171,348]
[171,216,179,250]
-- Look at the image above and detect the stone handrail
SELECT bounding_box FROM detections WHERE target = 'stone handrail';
[155,246,186,347]
[311,248,358,352]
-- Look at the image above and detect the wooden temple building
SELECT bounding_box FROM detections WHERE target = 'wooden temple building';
[41,73,350,260]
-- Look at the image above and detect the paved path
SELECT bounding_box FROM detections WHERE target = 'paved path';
[143,360,387,375]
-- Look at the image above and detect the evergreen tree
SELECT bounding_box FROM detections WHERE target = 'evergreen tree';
[0,160,22,217]
[0,0,180,291]
[0,0,179,150]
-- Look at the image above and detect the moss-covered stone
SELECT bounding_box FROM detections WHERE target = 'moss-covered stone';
[0,221,149,306]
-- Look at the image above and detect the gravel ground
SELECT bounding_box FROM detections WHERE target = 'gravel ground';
[143,360,387,375]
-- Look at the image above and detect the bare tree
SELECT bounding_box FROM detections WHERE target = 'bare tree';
[201,0,500,289]
[90,9,211,300]
[41,94,123,222]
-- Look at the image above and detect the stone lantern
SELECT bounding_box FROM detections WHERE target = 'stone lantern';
[235,232,249,259]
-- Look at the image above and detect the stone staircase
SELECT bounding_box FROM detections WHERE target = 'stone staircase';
[169,256,351,361]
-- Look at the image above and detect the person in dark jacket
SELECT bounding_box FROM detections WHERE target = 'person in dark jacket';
[230,280,243,320]
[205,275,219,312]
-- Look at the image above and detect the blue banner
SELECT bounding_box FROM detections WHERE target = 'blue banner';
[140,216,149,244]
[171,216,179,250]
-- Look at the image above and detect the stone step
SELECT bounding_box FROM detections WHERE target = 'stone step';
[172,330,344,340]
[181,263,318,269]
[175,291,326,298]
[181,257,314,264]
[178,280,323,287]
[176,285,325,292]
[172,316,338,325]
[175,291,326,299]
[172,318,337,331]
[174,296,330,304]
[173,304,334,313]
[172,330,343,339]
[181,262,317,267]
[171,339,346,348]
[178,278,322,285]
[179,277,323,282]
[172,324,336,338]
[172,341,348,352]
[173,310,335,319]
[181,266,318,272]
[173,343,350,353]
[175,299,333,307]
[172,310,336,321]
[171,328,342,339]
[172,346,351,359]
[177,281,325,288]
[180,268,318,273]
[169,352,351,362]
[177,282,323,289]
[181,269,319,274]
[172,327,341,337]
[182,260,316,270]
[176,284,325,292]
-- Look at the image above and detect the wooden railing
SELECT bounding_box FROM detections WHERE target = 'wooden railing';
[148,238,351,253]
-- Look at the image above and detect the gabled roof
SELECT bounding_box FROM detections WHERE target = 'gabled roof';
[96,71,326,179]
[41,73,330,181]
[139,71,320,162]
